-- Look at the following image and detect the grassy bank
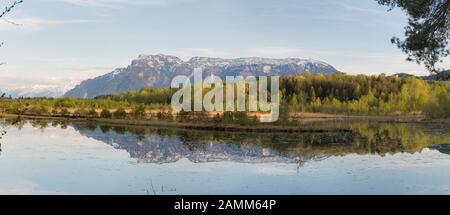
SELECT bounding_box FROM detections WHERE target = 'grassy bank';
[2,110,447,134]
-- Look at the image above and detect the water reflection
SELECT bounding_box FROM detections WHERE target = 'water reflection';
[429,144,450,155]
[3,118,450,166]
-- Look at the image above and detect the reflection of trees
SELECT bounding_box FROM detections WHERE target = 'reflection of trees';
[349,123,450,154]
[429,144,450,155]
[70,121,450,164]
[99,125,111,133]
[7,119,450,164]
[30,119,48,130]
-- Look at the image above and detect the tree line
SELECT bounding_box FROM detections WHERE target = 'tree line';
[0,73,449,122]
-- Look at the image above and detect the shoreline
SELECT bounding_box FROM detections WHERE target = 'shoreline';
[1,113,449,133]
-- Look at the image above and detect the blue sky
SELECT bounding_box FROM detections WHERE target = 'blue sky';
[0,0,449,90]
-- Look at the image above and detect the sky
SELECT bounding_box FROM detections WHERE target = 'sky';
[0,0,449,92]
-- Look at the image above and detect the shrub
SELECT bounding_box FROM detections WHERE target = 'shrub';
[234,112,250,125]
[177,110,189,122]
[156,112,164,120]
[100,109,112,118]
[193,111,208,121]
[60,108,70,116]
[222,111,234,123]
[87,108,98,118]
[212,113,222,123]
[28,105,48,115]
[156,111,171,120]
[73,108,88,117]
[113,108,128,119]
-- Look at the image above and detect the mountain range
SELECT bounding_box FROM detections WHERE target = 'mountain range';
[64,54,339,98]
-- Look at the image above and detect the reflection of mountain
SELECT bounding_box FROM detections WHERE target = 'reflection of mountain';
[75,126,305,164]
[15,119,450,165]
[68,122,450,165]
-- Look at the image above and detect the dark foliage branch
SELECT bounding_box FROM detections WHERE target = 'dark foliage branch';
[378,0,450,74]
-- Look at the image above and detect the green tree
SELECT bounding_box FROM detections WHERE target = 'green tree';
[132,105,146,119]
[289,94,299,113]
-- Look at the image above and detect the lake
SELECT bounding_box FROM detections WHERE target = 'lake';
[1,118,450,194]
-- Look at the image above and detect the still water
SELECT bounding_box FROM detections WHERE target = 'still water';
[0,119,450,194]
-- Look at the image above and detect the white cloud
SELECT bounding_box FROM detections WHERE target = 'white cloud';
[0,58,114,97]
[245,46,308,58]
[0,16,103,30]
[0,75,82,97]
[54,0,186,8]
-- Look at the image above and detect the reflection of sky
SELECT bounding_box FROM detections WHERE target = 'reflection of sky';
[0,124,450,194]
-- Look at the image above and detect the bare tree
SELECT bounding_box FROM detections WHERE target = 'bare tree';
[0,0,25,152]
[0,0,23,18]
[0,0,24,65]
